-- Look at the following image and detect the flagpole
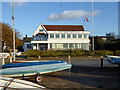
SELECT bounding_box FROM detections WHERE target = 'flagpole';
[12,0,15,61]
[92,0,94,50]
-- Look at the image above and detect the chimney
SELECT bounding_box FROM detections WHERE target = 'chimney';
[26,34,27,39]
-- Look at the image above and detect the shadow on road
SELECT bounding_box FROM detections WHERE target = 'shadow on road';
[44,65,120,88]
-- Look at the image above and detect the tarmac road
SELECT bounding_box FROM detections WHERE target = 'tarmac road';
[22,58,120,89]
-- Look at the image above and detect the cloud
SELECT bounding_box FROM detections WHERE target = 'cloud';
[48,9,100,21]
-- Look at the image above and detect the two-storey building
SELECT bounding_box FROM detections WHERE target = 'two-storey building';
[23,24,90,51]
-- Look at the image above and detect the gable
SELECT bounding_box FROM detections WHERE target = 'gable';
[32,24,47,36]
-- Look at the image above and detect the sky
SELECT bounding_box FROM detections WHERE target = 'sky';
[1,1,119,38]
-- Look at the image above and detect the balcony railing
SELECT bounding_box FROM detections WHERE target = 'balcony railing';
[33,38,47,41]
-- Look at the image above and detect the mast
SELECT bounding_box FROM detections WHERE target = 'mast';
[92,0,94,50]
[12,0,15,61]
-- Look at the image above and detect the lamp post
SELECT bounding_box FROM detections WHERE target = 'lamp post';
[12,0,15,61]
[92,0,94,50]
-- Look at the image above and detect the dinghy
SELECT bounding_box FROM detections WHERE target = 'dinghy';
[104,55,120,64]
[0,61,72,76]
[0,76,45,89]
[2,60,68,68]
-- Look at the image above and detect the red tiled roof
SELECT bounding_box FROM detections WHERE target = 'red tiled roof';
[43,25,84,31]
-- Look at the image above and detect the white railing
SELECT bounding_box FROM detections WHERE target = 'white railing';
[33,38,47,41]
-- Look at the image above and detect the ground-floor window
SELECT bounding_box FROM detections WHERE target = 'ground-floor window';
[50,43,89,50]
[27,44,32,49]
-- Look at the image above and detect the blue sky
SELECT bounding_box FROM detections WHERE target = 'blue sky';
[2,2,118,38]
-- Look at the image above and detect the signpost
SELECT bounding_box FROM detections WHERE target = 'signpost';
[0,53,9,65]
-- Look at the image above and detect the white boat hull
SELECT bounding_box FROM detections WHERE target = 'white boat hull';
[0,76,45,89]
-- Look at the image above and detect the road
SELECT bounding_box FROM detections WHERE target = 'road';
[22,57,120,89]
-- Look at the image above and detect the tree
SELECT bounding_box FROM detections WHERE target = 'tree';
[89,36,105,50]
[1,22,23,51]
[94,36,105,50]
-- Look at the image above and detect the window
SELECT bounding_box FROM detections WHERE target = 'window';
[27,44,31,49]
[50,34,54,38]
[63,43,68,48]
[61,34,65,38]
[78,34,82,38]
[84,34,87,38]
[73,34,76,38]
[69,43,74,49]
[39,29,43,32]
[56,34,60,38]
[81,43,88,50]
[67,34,71,38]
[75,43,79,49]
[50,43,52,48]
[51,43,56,49]
[56,44,62,48]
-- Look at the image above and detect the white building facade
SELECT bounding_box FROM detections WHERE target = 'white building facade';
[29,24,90,51]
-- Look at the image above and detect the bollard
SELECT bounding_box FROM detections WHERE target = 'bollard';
[101,56,103,68]
[38,56,41,59]
[10,52,13,63]
[68,55,71,76]
[68,55,71,64]
[2,58,5,65]
[10,56,12,63]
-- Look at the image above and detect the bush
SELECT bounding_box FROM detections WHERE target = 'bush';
[27,50,114,57]
[89,50,113,56]
[27,50,40,57]
[115,50,120,56]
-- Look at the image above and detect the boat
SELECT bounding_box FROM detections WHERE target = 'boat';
[2,60,69,68]
[0,61,72,76]
[0,76,45,89]
[12,60,40,63]
[104,55,120,65]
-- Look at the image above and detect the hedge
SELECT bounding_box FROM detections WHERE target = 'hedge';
[89,50,114,56]
[115,50,120,56]
[27,50,115,57]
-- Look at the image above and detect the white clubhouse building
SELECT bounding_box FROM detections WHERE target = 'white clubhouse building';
[23,24,90,51]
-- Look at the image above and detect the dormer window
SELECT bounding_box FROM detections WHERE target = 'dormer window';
[39,29,43,32]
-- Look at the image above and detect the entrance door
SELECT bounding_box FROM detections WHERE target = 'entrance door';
[39,44,48,50]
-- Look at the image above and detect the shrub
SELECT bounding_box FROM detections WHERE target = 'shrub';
[27,50,114,57]
[27,49,40,57]
[89,50,113,56]
[115,50,120,56]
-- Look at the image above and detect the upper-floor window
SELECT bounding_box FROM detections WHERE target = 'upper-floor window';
[67,34,71,38]
[84,34,87,38]
[61,34,65,38]
[78,34,82,38]
[50,34,54,38]
[73,34,76,38]
[56,34,60,38]
[39,29,43,32]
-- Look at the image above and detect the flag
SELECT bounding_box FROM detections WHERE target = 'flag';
[85,16,89,22]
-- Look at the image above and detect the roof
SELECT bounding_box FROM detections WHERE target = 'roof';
[23,37,32,42]
[43,25,84,31]
[36,33,47,35]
